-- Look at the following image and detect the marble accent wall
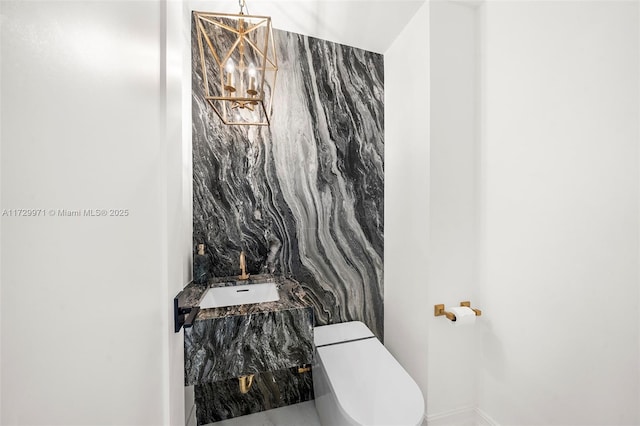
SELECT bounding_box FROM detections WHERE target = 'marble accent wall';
[192,21,384,338]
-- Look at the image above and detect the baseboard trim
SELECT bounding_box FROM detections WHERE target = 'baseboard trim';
[426,406,476,425]
[475,408,499,426]
[425,406,500,426]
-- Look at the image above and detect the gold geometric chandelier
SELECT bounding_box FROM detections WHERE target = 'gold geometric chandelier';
[194,0,278,126]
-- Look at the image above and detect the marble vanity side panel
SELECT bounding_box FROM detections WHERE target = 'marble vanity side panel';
[184,307,314,386]
[192,21,385,338]
[194,367,314,425]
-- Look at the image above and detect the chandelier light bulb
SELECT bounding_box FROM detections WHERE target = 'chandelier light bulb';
[247,63,258,96]
[225,60,235,74]
[224,60,236,92]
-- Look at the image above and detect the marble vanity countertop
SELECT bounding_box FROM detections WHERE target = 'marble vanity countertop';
[181,274,311,321]
[183,274,314,385]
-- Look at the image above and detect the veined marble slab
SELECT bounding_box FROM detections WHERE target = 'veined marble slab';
[194,367,313,424]
[181,275,311,320]
[184,278,314,386]
[191,16,384,421]
[192,22,385,339]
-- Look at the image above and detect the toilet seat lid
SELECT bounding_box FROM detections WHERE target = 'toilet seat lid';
[314,321,374,347]
[317,336,425,425]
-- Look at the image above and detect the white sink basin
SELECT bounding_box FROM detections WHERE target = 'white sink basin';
[199,282,279,309]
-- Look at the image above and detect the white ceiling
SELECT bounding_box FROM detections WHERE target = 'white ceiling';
[187,0,426,53]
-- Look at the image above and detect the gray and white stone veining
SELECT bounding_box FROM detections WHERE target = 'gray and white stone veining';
[181,276,311,321]
[194,367,313,424]
[184,305,314,385]
[192,21,384,338]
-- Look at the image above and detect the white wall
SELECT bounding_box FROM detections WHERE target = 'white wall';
[388,2,640,425]
[0,1,190,424]
[385,2,481,423]
[427,0,479,421]
[477,1,640,425]
[384,1,430,420]
[165,1,194,425]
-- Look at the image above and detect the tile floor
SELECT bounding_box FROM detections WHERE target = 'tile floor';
[204,401,321,426]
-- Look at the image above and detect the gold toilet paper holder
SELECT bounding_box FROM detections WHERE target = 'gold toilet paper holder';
[434,301,482,322]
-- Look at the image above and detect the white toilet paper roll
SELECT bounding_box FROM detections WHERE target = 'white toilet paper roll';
[448,306,476,326]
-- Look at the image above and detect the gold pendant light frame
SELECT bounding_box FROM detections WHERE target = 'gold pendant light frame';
[194,6,278,126]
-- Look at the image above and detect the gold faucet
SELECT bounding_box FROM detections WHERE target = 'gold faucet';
[239,251,250,280]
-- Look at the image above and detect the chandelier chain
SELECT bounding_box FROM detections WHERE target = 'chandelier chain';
[238,0,249,15]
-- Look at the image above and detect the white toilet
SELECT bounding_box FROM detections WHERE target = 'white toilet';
[312,321,425,426]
